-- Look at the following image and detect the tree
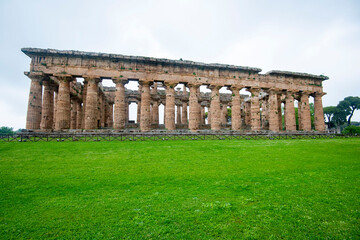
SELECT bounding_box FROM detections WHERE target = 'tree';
[0,126,14,135]
[338,96,360,125]
[323,106,338,128]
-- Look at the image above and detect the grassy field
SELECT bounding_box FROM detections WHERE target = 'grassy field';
[0,139,359,239]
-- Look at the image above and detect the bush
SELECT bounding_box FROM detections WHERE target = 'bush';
[342,125,360,135]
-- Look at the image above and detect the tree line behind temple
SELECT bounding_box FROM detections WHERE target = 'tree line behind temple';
[1,96,359,135]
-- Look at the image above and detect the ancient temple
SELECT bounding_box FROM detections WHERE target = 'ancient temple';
[22,48,328,132]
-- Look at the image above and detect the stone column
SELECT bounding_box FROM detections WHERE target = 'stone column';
[222,104,228,124]
[208,106,211,125]
[268,89,280,131]
[113,79,127,130]
[248,88,261,131]
[165,83,176,130]
[54,74,73,130]
[137,85,142,124]
[176,105,181,124]
[314,92,326,131]
[101,94,106,128]
[200,106,205,124]
[40,80,54,130]
[230,87,241,131]
[299,92,311,131]
[53,89,58,129]
[84,77,100,130]
[25,72,44,130]
[245,101,251,127]
[140,81,152,131]
[189,84,200,131]
[182,101,188,124]
[209,85,221,131]
[76,101,82,129]
[261,97,269,129]
[81,81,87,129]
[70,97,78,129]
[277,94,283,130]
[125,100,129,124]
[152,100,159,125]
[285,91,296,131]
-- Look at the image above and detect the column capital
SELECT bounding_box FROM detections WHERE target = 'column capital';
[164,82,176,89]
[54,74,75,82]
[300,90,312,97]
[228,86,243,92]
[247,87,261,94]
[208,85,222,90]
[312,91,327,97]
[83,75,101,83]
[25,71,48,82]
[139,80,153,86]
[112,77,128,85]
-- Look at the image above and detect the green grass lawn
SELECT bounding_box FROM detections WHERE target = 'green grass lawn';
[0,139,359,239]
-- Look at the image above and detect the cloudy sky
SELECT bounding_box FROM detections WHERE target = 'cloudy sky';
[0,0,359,129]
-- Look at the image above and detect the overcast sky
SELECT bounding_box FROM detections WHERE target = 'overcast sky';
[0,0,359,129]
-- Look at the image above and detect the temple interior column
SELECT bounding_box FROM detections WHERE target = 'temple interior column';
[182,101,188,124]
[285,91,296,131]
[25,72,44,130]
[84,77,100,130]
[165,83,176,130]
[245,101,251,127]
[210,85,221,131]
[248,88,261,130]
[53,89,58,129]
[207,105,211,125]
[200,106,205,124]
[222,104,228,124]
[277,94,283,130]
[81,81,88,129]
[70,97,78,129]
[40,80,54,130]
[268,89,280,131]
[113,79,127,130]
[314,92,326,131]
[230,87,241,131]
[76,101,82,129]
[140,81,152,131]
[189,84,200,131]
[125,100,129,124]
[54,74,73,130]
[101,94,106,128]
[299,92,311,131]
[152,100,159,125]
[176,104,181,124]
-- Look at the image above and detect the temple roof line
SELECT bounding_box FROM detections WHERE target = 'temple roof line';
[21,47,328,81]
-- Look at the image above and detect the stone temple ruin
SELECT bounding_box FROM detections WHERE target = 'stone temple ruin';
[22,48,328,132]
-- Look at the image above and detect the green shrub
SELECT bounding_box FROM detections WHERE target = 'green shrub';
[342,125,360,135]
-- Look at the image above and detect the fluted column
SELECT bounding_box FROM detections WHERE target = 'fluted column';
[84,77,100,130]
[125,100,129,124]
[245,101,251,127]
[200,106,205,124]
[285,91,296,131]
[230,87,241,131]
[81,81,88,129]
[208,106,211,125]
[113,79,127,130]
[248,88,261,131]
[40,80,54,130]
[165,83,176,130]
[53,90,58,129]
[152,100,159,125]
[209,85,221,131]
[76,101,82,129]
[25,72,44,130]
[176,105,181,124]
[189,84,200,131]
[268,89,280,131]
[314,92,326,131]
[222,104,228,124]
[182,101,188,124]
[54,74,73,130]
[137,85,142,124]
[299,92,311,131]
[277,94,283,130]
[70,97,78,129]
[140,81,152,131]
